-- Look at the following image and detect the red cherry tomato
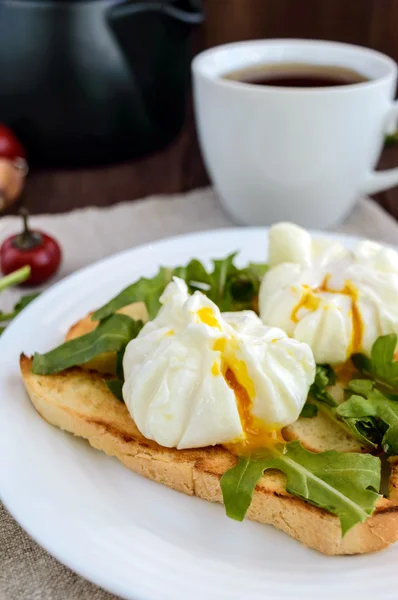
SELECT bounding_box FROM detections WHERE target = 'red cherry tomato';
[0,210,61,286]
[0,124,25,160]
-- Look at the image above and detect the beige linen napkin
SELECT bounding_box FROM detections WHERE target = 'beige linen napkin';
[1,187,397,600]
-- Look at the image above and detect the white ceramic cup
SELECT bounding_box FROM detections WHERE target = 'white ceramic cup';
[192,39,398,228]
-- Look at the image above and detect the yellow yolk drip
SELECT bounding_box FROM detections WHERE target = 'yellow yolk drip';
[212,337,282,454]
[291,286,321,324]
[197,307,221,330]
[319,277,363,356]
[223,367,283,454]
[291,275,364,356]
[345,283,363,355]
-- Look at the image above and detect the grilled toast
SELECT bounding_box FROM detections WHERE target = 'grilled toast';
[20,354,398,555]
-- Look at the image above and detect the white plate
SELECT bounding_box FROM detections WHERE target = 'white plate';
[1,227,397,600]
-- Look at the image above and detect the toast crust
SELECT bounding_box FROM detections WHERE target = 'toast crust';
[20,355,398,555]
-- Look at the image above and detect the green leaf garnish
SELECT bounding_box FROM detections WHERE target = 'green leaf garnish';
[32,315,143,375]
[105,379,124,402]
[310,365,337,406]
[93,267,174,322]
[247,262,269,279]
[0,269,36,333]
[93,254,267,322]
[352,334,398,390]
[220,441,380,535]
[32,254,267,378]
[338,380,398,454]
[371,334,398,387]
[351,353,372,376]
[308,364,378,449]
[0,292,40,323]
[173,259,213,294]
[209,256,268,312]
[14,293,40,313]
[115,346,126,381]
[300,403,318,418]
[105,345,128,401]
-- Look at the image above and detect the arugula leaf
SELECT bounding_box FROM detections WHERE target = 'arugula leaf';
[0,311,13,323]
[115,346,126,381]
[36,255,267,375]
[93,255,267,321]
[371,335,398,387]
[0,326,5,336]
[209,254,237,309]
[351,353,372,376]
[352,334,398,390]
[208,256,268,312]
[173,259,213,294]
[105,379,124,402]
[307,364,378,449]
[32,315,143,375]
[0,293,40,323]
[14,293,40,313]
[220,441,380,535]
[348,379,374,396]
[93,259,215,322]
[342,415,381,450]
[104,345,129,401]
[338,380,398,454]
[93,267,173,322]
[310,365,337,406]
[300,403,318,418]
[247,262,269,279]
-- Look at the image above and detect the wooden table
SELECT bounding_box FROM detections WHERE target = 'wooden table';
[5,105,398,220]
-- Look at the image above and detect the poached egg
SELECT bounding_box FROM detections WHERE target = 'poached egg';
[260,222,398,364]
[123,277,315,451]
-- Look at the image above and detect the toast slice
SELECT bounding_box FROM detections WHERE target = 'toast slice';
[283,405,367,453]
[20,355,398,555]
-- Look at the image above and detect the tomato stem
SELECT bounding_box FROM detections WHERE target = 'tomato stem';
[12,208,42,250]
[21,208,29,235]
[20,207,32,244]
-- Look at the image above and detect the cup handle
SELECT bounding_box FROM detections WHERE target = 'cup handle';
[362,101,398,195]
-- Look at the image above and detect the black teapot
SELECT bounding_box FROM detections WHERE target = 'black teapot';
[0,0,203,166]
